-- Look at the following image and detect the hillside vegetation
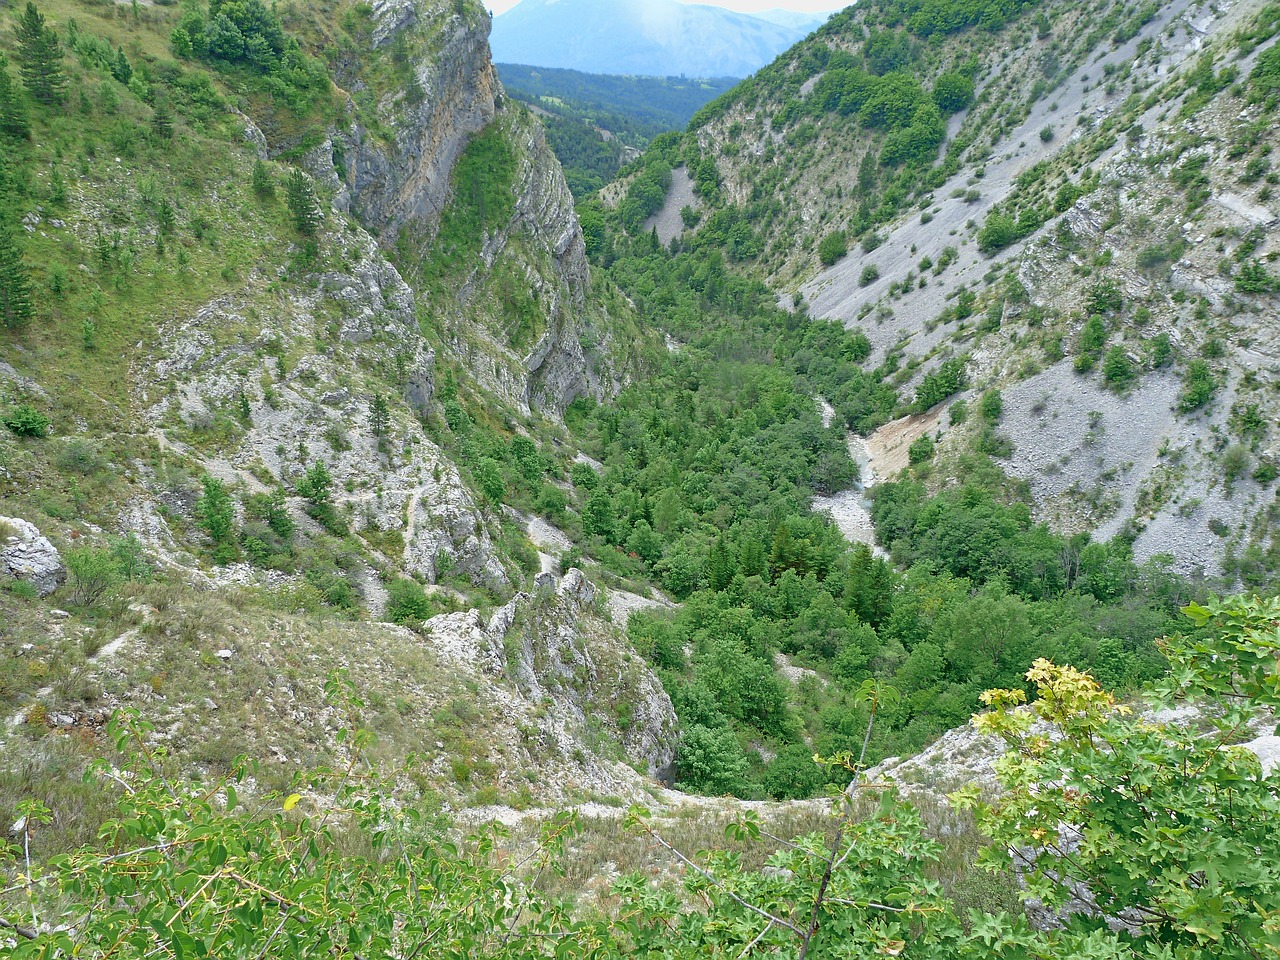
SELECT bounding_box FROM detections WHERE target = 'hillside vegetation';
[1,0,1279,954]
[593,0,1280,585]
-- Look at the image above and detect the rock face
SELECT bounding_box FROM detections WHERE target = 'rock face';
[423,569,679,781]
[144,230,507,589]
[302,3,626,416]
[0,516,65,597]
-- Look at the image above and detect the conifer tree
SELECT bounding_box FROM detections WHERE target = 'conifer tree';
[0,55,31,140]
[15,2,67,106]
[110,45,132,85]
[368,393,389,437]
[0,221,33,329]
[284,168,321,236]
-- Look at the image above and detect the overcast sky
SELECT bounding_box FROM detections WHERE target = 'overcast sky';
[484,0,844,15]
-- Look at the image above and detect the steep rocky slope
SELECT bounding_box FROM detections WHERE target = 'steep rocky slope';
[0,0,664,805]
[611,0,1280,580]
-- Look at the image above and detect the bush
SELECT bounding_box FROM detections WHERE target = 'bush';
[1178,360,1216,412]
[977,212,1019,254]
[859,264,880,287]
[64,546,119,607]
[908,434,936,464]
[3,404,49,437]
[1101,346,1136,392]
[386,578,433,626]
[979,389,1003,422]
[1039,124,1054,142]
[817,230,848,266]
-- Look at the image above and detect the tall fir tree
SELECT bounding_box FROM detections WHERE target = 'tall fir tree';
[0,220,33,329]
[0,55,31,140]
[284,169,321,236]
[15,2,67,106]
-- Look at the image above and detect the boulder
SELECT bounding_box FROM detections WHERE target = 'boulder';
[0,516,66,597]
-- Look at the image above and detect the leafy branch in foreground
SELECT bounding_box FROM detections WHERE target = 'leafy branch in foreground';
[964,594,1280,959]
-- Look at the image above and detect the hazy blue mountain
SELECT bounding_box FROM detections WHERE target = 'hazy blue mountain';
[490,0,813,78]
[752,8,832,31]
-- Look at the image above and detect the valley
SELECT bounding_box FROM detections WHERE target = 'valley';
[0,0,1278,955]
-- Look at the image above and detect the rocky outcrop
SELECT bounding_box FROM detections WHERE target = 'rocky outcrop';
[422,569,679,779]
[0,516,65,597]
[297,3,628,416]
[143,231,506,589]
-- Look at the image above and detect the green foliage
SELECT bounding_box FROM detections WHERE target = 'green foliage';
[368,393,389,437]
[1074,314,1108,373]
[1101,345,1136,392]
[817,230,848,266]
[976,212,1019,254]
[675,723,751,795]
[169,0,331,113]
[1249,37,1280,95]
[1234,260,1277,293]
[978,389,1002,422]
[7,601,1280,960]
[932,71,974,113]
[968,596,1280,960]
[907,434,935,465]
[15,1,67,106]
[1178,359,1216,413]
[914,357,965,410]
[1084,278,1123,316]
[385,578,433,626]
[0,216,33,330]
[296,461,333,505]
[2,403,48,437]
[858,263,880,287]
[284,169,321,236]
[196,474,238,562]
[473,457,505,505]
[619,160,672,234]
[0,55,31,140]
[250,159,275,198]
[428,126,518,269]
[63,545,119,607]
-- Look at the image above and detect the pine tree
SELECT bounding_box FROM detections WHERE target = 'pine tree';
[284,169,320,236]
[110,46,132,85]
[0,221,33,329]
[15,2,67,106]
[150,98,173,142]
[0,56,31,140]
[368,394,389,437]
[251,159,274,198]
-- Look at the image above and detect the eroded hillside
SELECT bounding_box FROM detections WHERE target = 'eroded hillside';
[601,0,1280,580]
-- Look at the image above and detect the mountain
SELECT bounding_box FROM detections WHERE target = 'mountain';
[598,0,1280,585]
[3,0,1280,954]
[753,7,832,31]
[490,0,814,78]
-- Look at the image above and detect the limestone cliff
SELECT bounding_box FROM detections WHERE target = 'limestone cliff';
[299,0,649,415]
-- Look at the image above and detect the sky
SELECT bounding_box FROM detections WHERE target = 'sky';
[483,0,844,15]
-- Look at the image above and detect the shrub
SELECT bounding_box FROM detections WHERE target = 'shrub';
[196,474,238,563]
[977,212,1019,254]
[1178,360,1216,412]
[1102,346,1136,391]
[3,403,49,437]
[386,578,433,626]
[859,264,880,287]
[1039,124,1054,142]
[817,230,848,266]
[978,389,1003,422]
[64,546,120,607]
[908,434,936,464]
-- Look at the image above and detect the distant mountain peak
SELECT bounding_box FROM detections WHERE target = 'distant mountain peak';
[490,0,815,78]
